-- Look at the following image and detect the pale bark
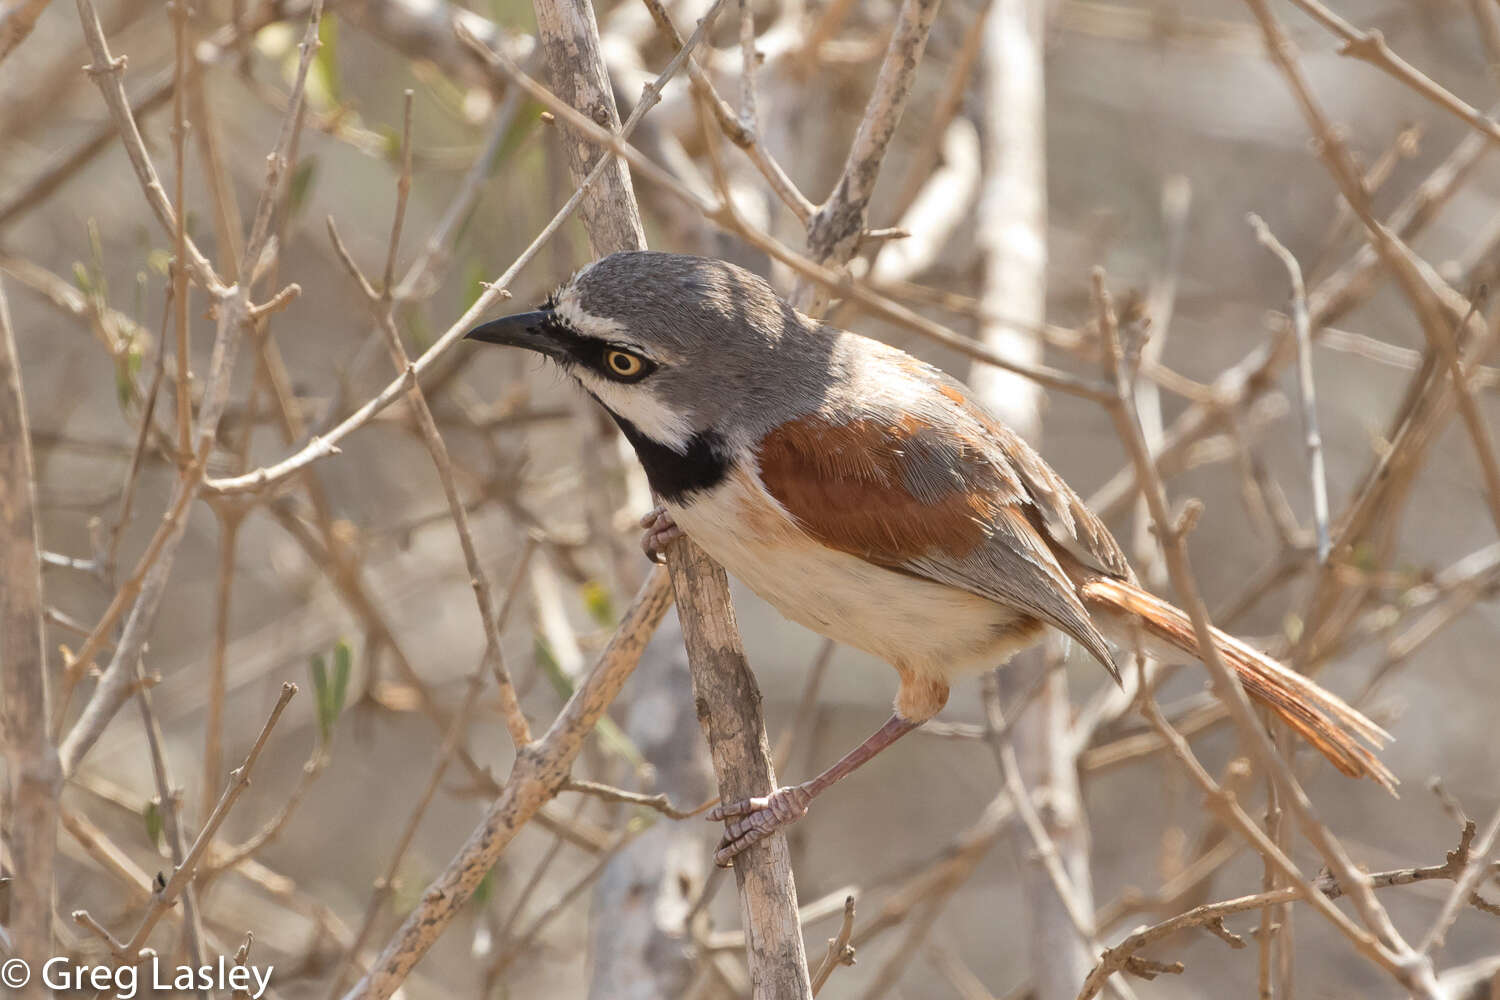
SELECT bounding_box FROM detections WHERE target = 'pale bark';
[972,0,1098,995]
[0,278,61,996]
[527,0,811,994]
[343,569,675,999]
[673,546,811,999]
[0,0,52,65]
[587,614,712,1000]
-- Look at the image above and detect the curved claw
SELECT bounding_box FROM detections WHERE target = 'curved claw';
[709,785,812,867]
[639,505,684,563]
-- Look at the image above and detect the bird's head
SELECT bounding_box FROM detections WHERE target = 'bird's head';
[466,252,837,481]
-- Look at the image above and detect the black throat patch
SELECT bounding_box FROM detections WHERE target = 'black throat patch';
[608,415,729,504]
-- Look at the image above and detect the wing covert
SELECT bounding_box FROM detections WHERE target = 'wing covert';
[755,405,1120,673]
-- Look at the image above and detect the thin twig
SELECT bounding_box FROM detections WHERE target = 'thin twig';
[73,682,298,961]
[340,569,674,1000]
[798,0,943,310]
[1419,806,1500,954]
[1089,269,1438,996]
[560,777,710,820]
[1082,820,1500,994]
[1248,212,1331,562]
[324,87,531,748]
[133,653,209,988]
[810,895,856,995]
[0,274,61,982]
[1284,0,1500,150]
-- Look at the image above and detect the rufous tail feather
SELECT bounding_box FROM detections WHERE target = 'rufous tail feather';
[1080,576,1396,793]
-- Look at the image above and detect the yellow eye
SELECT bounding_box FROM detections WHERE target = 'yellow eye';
[605,350,645,377]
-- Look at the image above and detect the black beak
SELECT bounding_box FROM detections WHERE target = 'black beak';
[465,309,560,358]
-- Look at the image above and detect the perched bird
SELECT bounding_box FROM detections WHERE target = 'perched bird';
[468,251,1393,866]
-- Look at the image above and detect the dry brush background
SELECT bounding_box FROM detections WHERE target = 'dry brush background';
[2,0,1500,996]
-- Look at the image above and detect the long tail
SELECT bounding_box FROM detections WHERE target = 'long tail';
[1079,576,1396,792]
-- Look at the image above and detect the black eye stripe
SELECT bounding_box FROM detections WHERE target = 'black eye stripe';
[535,308,657,381]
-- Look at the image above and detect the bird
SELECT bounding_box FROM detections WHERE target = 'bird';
[466,250,1394,866]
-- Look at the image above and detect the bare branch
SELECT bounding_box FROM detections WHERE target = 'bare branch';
[341,568,674,999]
[0,0,51,64]
[797,0,943,309]
[1247,212,1331,562]
[0,275,61,993]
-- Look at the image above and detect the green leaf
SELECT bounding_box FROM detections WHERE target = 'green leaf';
[87,218,106,293]
[147,249,173,278]
[288,159,319,218]
[496,101,545,164]
[114,342,144,411]
[471,867,495,907]
[593,715,644,767]
[534,637,567,698]
[310,652,332,744]
[405,310,432,352]
[463,259,487,312]
[533,638,641,765]
[378,124,403,162]
[311,14,341,108]
[115,362,131,410]
[72,261,94,296]
[144,800,164,849]
[580,580,615,627]
[331,640,352,723]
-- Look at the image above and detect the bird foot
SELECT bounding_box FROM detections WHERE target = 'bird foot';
[708,784,813,867]
[639,506,684,563]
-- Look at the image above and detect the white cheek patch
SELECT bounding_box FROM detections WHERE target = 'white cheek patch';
[571,368,694,453]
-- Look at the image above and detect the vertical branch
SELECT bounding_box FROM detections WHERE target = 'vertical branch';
[132,657,209,986]
[60,0,323,778]
[1091,271,1443,997]
[202,507,242,815]
[970,0,1096,995]
[342,569,675,1000]
[169,0,193,455]
[0,277,61,995]
[1248,213,1331,562]
[526,0,811,995]
[587,615,713,999]
[674,548,812,998]
[530,0,647,255]
[795,0,943,311]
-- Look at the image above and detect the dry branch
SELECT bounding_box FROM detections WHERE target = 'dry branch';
[469,0,814,992]
[1247,213,1331,562]
[0,0,53,63]
[59,0,325,778]
[800,0,943,297]
[0,276,61,995]
[324,91,532,747]
[73,682,298,964]
[1091,271,1444,996]
[341,567,674,999]
[1081,822,1500,995]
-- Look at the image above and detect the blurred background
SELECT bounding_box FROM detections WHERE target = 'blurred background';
[3,0,1499,994]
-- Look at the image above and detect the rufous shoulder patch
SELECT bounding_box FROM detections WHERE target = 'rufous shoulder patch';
[756,413,998,563]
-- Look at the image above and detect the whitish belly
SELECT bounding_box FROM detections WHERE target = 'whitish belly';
[667,476,1033,678]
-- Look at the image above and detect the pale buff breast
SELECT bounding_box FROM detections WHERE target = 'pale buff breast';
[666,465,1042,681]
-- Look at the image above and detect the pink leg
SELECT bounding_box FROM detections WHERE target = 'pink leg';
[639,506,684,563]
[708,714,920,866]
